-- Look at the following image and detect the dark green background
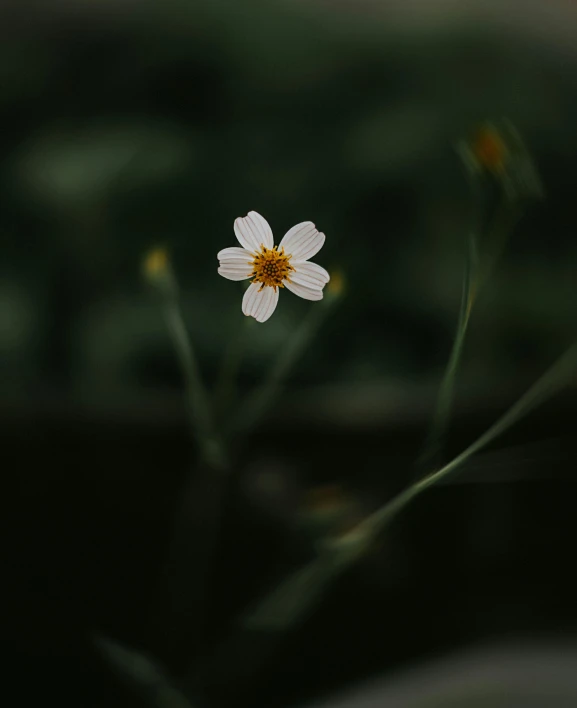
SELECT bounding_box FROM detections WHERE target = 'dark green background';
[2,2,577,707]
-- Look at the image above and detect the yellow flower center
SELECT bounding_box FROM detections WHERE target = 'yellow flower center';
[250,245,294,290]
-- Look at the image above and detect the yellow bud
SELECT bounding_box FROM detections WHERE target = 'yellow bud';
[326,268,346,298]
[142,247,169,281]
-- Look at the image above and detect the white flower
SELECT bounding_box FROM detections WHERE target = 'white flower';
[217,211,330,323]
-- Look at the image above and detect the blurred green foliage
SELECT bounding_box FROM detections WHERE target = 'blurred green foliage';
[1,0,576,407]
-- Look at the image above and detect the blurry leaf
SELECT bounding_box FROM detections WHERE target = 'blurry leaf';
[243,528,370,631]
[16,121,194,207]
[242,558,342,632]
[94,633,195,708]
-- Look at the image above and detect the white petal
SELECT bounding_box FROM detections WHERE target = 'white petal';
[217,246,254,281]
[290,260,330,289]
[279,222,325,261]
[234,211,274,252]
[242,282,280,322]
[284,279,323,301]
[217,246,254,263]
[218,265,252,281]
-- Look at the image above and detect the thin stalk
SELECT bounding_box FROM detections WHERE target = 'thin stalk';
[419,192,523,471]
[231,300,332,439]
[476,196,524,291]
[158,288,228,659]
[214,316,250,422]
[162,292,227,470]
[419,230,476,470]
[365,340,577,538]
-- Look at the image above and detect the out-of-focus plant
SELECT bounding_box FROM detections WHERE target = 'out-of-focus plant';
[237,122,552,638]
[419,119,544,472]
[17,121,192,210]
[143,245,226,470]
[139,213,340,668]
[98,123,577,708]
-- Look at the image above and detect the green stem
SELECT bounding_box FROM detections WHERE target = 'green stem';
[231,301,331,439]
[159,291,229,659]
[419,232,476,469]
[420,192,523,471]
[162,294,227,470]
[476,195,524,292]
[364,341,577,536]
[214,316,250,422]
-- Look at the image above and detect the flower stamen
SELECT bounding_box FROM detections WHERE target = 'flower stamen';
[250,244,294,291]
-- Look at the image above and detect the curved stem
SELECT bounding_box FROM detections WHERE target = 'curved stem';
[364,341,577,538]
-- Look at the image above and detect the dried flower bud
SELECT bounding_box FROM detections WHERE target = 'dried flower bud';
[470,125,509,174]
[459,120,543,202]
